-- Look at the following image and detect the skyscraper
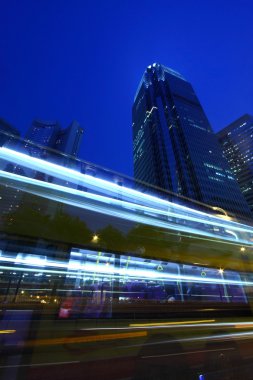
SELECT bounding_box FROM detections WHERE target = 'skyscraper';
[132,63,252,221]
[54,120,83,157]
[217,114,253,213]
[24,120,61,157]
[25,119,83,158]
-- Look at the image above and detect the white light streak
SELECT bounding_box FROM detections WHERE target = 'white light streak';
[1,147,253,246]
[0,254,253,286]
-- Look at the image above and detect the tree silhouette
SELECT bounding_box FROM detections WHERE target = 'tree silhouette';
[97,224,126,252]
[2,203,92,247]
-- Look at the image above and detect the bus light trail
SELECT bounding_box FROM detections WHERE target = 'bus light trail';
[1,168,253,247]
[1,147,253,241]
[0,258,253,287]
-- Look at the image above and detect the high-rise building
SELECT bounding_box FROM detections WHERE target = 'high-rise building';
[54,120,83,157]
[217,114,253,214]
[25,119,83,158]
[132,63,252,221]
[25,120,60,157]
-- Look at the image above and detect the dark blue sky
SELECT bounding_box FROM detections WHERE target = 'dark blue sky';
[1,0,253,176]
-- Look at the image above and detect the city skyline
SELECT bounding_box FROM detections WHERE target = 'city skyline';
[1,0,253,176]
[1,3,253,377]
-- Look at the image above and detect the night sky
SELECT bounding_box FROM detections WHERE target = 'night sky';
[1,0,253,177]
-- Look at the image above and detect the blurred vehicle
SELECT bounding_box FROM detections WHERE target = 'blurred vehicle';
[1,139,253,379]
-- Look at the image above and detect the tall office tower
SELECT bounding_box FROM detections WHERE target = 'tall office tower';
[25,120,61,157]
[25,119,83,157]
[54,120,83,157]
[217,114,253,213]
[132,63,252,221]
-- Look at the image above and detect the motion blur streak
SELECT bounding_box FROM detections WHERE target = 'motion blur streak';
[0,261,252,286]
[1,168,249,245]
[1,147,253,240]
[26,331,147,347]
[235,323,253,329]
[129,319,215,327]
[0,330,16,334]
[82,322,253,332]
[1,169,239,243]
[141,347,235,359]
[127,330,253,349]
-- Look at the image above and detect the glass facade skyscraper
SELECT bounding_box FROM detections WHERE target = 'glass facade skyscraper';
[217,114,253,214]
[132,63,252,221]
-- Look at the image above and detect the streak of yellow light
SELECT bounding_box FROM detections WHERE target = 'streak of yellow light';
[130,319,215,327]
[235,323,253,329]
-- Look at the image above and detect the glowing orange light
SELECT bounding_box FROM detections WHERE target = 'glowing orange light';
[26,331,147,347]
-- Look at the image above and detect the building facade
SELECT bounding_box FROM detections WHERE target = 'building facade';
[54,120,83,157]
[132,63,252,221]
[217,114,253,214]
[25,119,83,158]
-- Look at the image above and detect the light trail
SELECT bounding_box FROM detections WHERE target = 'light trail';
[129,320,215,327]
[1,147,253,236]
[81,321,253,331]
[1,164,253,247]
[26,331,147,347]
[141,347,235,359]
[0,257,253,286]
[0,168,251,236]
[122,330,253,350]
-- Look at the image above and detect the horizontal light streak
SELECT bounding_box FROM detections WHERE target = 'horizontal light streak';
[1,147,253,236]
[141,347,235,359]
[82,321,253,331]
[124,330,253,350]
[174,330,253,344]
[0,258,252,286]
[1,168,253,247]
[0,168,249,235]
[129,320,215,327]
[235,323,253,329]
[0,330,16,334]
[26,331,147,347]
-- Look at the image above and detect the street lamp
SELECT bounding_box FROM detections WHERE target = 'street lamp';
[92,234,99,243]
